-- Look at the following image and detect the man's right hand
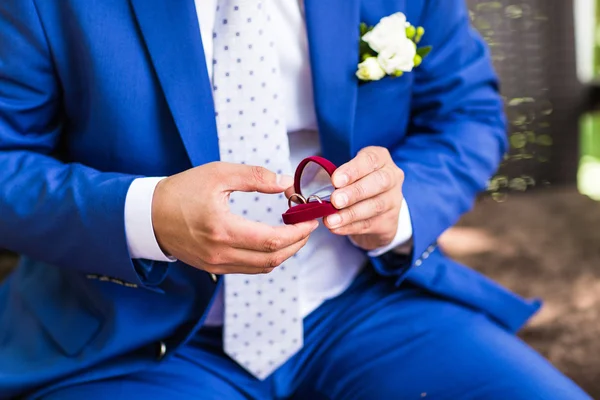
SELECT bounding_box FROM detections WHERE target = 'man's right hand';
[151,162,318,275]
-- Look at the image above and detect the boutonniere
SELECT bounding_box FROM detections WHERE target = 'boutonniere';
[356,12,432,81]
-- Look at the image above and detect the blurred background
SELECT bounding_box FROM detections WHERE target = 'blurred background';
[439,0,600,396]
[1,0,600,396]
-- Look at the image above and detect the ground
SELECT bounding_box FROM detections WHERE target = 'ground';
[1,186,599,396]
[439,186,600,397]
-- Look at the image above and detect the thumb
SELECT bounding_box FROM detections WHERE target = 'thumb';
[224,164,294,194]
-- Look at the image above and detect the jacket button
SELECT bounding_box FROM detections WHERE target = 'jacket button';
[157,341,167,360]
[210,273,218,282]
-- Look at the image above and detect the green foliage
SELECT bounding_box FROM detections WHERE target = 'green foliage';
[596,0,600,76]
[417,46,432,58]
[358,23,376,62]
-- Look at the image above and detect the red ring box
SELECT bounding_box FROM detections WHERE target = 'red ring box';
[282,156,338,225]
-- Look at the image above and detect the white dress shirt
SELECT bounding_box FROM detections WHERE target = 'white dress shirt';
[124,0,413,326]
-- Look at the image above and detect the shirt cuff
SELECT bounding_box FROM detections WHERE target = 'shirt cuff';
[366,197,413,257]
[124,177,177,262]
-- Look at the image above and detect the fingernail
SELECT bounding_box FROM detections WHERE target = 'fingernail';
[327,214,342,227]
[334,173,349,187]
[311,222,319,232]
[276,174,294,188]
[334,192,348,208]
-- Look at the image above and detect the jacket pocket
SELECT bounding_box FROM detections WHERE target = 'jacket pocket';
[19,262,104,357]
[356,74,413,110]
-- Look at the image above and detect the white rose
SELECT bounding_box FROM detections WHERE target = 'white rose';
[362,12,408,53]
[356,57,386,81]
[376,39,417,74]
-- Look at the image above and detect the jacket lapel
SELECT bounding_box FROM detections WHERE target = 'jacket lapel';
[130,0,220,167]
[304,0,360,167]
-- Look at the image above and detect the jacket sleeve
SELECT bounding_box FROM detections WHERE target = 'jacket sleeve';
[0,0,168,289]
[370,0,507,278]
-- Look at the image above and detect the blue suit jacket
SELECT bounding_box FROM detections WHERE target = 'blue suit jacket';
[0,0,541,397]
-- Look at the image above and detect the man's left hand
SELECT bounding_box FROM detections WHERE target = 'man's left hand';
[324,146,405,251]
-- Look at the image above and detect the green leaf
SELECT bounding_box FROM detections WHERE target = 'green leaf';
[359,22,368,36]
[417,45,432,58]
[359,23,375,37]
[358,38,377,62]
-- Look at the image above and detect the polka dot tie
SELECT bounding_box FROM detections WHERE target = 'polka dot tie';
[212,0,303,380]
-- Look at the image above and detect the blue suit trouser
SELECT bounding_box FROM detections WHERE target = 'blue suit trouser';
[36,266,589,400]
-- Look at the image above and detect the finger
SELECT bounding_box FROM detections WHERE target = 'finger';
[331,147,388,188]
[167,252,270,276]
[330,167,396,209]
[324,193,397,230]
[225,215,319,252]
[203,265,274,275]
[284,185,298,201]
[211,234,311,274]
[217,163,294,194]
[329,209,398,236]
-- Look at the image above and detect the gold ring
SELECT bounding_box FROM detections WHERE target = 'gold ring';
[288,193,307,208]
[307,195,323,204]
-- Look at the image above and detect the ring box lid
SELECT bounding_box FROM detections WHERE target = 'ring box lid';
[294,156,337,200]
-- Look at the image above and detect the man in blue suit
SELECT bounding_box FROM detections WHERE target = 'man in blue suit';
[0,0,590,398]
